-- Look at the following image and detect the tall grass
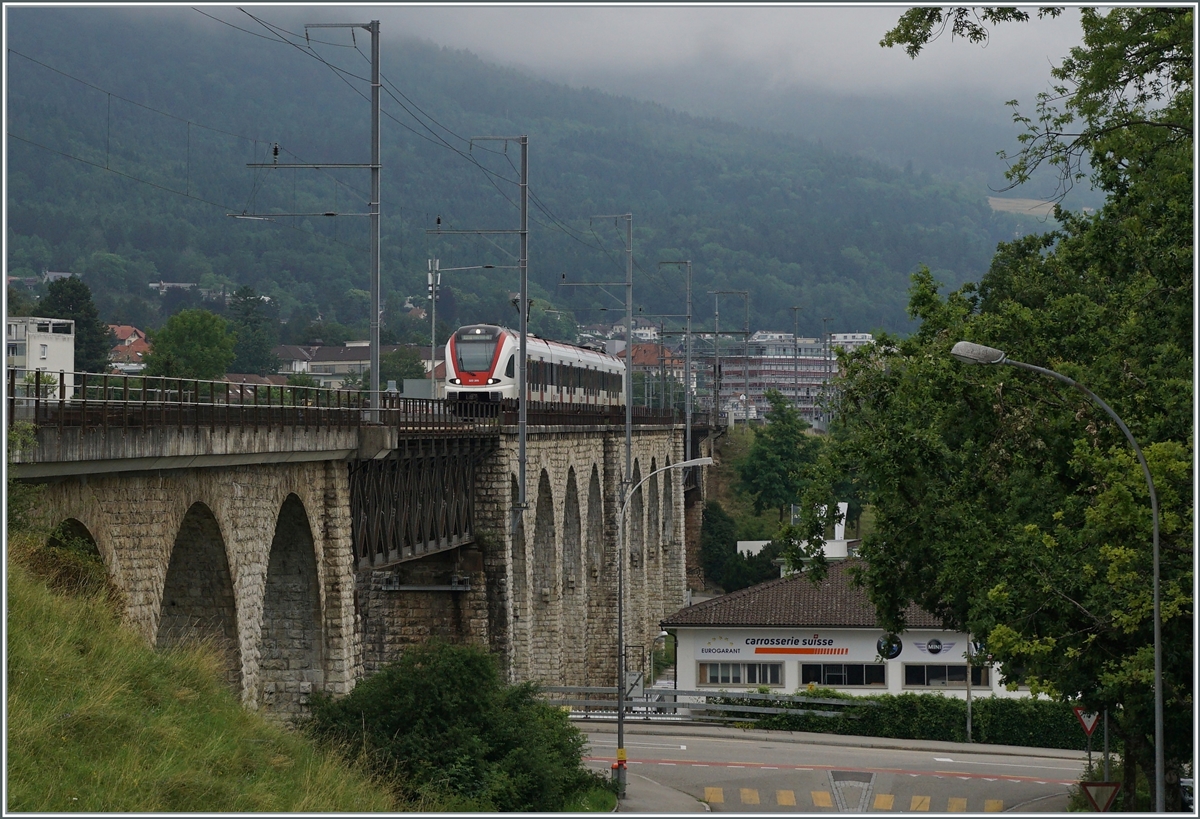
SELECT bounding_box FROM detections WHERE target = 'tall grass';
[6,536,396,813]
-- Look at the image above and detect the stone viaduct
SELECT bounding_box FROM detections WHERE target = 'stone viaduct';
[12,401,711,721]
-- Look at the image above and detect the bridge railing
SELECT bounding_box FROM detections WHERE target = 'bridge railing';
[6,369,501,433]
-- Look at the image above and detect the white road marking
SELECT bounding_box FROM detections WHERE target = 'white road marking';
[935,757,954,762]
[941,760,1081,772]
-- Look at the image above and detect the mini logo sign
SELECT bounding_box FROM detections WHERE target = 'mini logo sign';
[877,635,903,660]
[917,639,955,655]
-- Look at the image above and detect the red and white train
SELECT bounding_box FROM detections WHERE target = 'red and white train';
[445,324,626,405]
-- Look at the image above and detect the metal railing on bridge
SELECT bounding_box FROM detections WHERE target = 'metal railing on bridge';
[6,369,501,433]
[538,685,875,724]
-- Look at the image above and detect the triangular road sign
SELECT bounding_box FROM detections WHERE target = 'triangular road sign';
[1081,781,1120,812]
[1074,707,1100,736]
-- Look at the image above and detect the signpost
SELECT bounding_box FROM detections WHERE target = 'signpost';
[1081,781,1121,812]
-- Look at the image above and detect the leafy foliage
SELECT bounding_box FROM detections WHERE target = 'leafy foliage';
[227,286,279,375]
[305,641,606,812]
[699,500,784,593]
[791,8,1193,804]
[37,276,113,373]
[142,309,236,379]
[736,390,823,521]
[880,7,1063,59]
[716,688,1088,751]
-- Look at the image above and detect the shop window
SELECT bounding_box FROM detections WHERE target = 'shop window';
[801,663,885,687]
[903,664,989,688]
[698,662,783,687]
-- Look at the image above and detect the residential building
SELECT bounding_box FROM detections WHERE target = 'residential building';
[6,316,75,390]
[662,558,1021,701]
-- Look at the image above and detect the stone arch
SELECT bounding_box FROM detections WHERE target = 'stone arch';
[561,468,584,684]
[584,464,607,684]
[531,469,560,681]
[258,494,324,718]
[47,517,100,556]
[157,502,241,692]
[648,457,660,560]
[662,459,676,546]
[628,459,645,659]
[510,475,528,679]
[661,458,677,621]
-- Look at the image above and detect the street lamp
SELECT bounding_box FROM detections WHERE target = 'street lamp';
[613,455,713,797]
[950,340,1164,812]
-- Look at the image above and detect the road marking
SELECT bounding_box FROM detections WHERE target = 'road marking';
[658,762,675,766]
[741,788,760,805]
[911,795,931,811]
[937,759,1081,772]
[947,797,967,812]
[935,757,954,762]
[704,787,724,804]
[729,765,745,768]
[983,778,997,781]
[985,799,1004,812]
[693,764,709,767]
[763,766,779,769]
[874,794,895,810]
[812,791,833,808]
[777,790,796,806]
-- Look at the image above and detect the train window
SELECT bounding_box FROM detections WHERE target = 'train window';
[505,355,515,379]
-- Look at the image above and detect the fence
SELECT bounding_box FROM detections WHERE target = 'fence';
[6,369,501,434]
[538,685,874,723]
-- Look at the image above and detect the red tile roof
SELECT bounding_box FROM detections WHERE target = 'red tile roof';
[662,559,943,630]
[110,337,151,363]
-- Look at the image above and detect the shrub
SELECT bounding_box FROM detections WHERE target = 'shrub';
[722,687,1088,751]
[306,641,607,811]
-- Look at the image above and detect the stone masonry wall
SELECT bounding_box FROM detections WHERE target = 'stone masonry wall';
[33,461,359,718]
[474,425,688,687]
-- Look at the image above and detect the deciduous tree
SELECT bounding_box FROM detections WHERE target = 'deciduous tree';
[142,309,236,380]
[38,276,112,373]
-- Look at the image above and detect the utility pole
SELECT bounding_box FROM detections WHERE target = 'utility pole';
[821,316,831,430]
[658,261,693,474]
[560,213,633,798]
[428,259,440,398]
[713,295,721,427]
[710,290,748,425]
[427,136,529,528]
[234,19,381,417]
[790,306,801,412]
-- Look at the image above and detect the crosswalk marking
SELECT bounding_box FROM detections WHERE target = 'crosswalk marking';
[704,787,724,804]
[947,797,967,811]
[911,795,931,811]
[777,790,796,806]
[985,799,1004,812]
[812,790,833,807]
[874,793,895,810]
[740,788,760,805]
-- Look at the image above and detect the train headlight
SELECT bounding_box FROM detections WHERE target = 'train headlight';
[450,378,461,385]
[487,378,501,385]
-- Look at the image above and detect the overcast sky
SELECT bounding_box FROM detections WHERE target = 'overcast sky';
[276,5,1084,101]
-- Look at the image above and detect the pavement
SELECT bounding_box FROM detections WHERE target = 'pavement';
[586,762,709,813]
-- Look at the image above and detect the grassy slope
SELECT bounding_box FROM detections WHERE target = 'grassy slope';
[5,538,397,813]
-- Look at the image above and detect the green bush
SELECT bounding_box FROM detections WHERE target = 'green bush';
[717,688,1089,751]
[306,641,609,811]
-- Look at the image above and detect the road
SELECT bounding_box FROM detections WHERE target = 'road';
[580,722,1087,812]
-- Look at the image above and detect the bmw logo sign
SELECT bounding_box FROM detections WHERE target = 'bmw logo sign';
[926,638,943,655]
[877,635,902,660]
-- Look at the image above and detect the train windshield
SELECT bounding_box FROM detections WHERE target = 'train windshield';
[454,327,499,372]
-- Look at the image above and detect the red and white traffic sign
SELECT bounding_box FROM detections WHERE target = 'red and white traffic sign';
[1073,707,1100,736]
[1081,781,1120,812]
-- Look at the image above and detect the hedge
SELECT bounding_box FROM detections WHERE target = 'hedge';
[713,689,1091,751]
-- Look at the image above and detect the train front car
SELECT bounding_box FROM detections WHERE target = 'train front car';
[445,324,518,401]
[445,323,626,405]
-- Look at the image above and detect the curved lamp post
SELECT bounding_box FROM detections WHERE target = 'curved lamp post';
[614,455,713,797]
[950,341,1163,811]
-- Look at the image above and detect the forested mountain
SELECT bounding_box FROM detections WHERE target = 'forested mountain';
[6,7,1046,339]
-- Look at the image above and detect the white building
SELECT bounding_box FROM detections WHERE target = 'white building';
[662,559,1021,700]
[6,317,75,391]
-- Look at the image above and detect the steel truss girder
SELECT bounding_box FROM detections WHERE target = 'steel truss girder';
[350,437,496,570]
